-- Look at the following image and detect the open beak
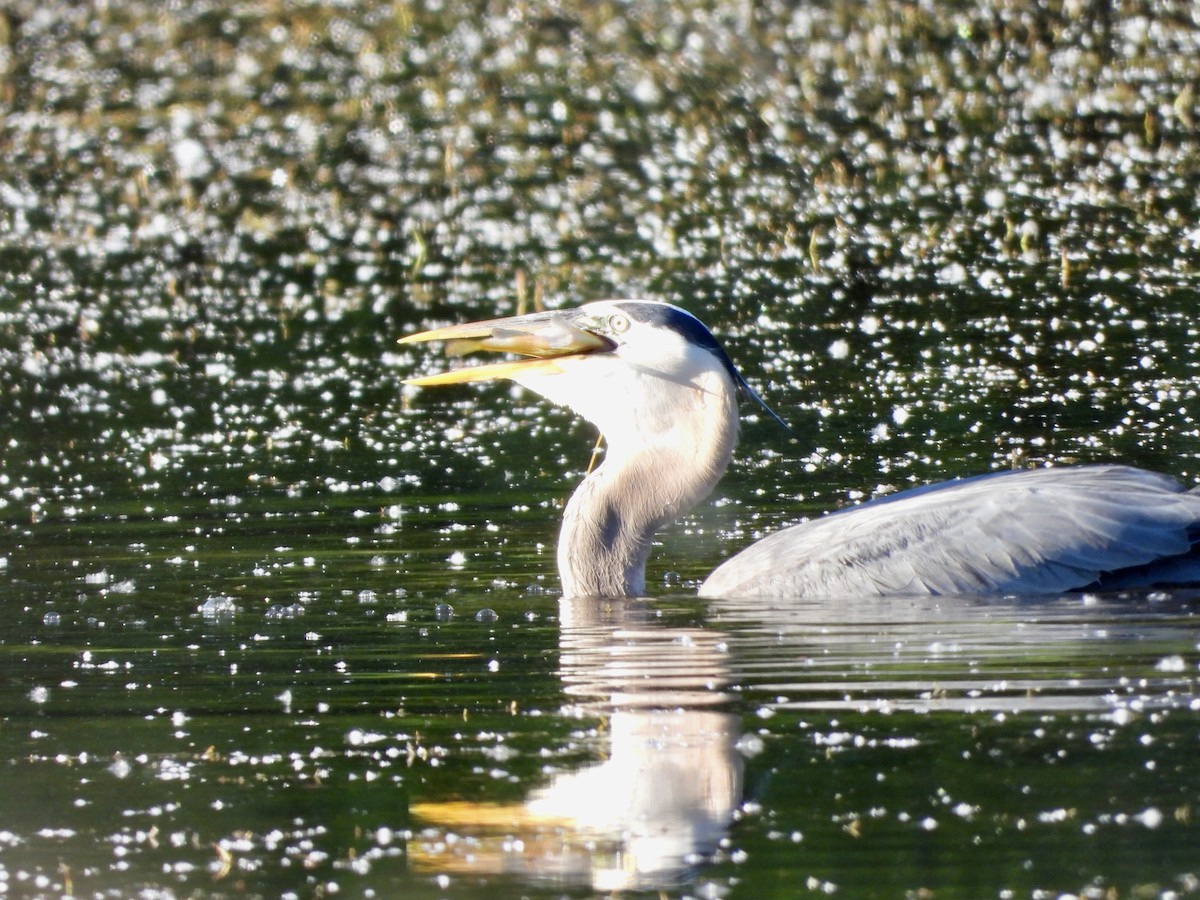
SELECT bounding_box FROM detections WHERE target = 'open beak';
[400,309,615,386]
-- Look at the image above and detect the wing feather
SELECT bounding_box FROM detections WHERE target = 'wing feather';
[699,465,1200,599]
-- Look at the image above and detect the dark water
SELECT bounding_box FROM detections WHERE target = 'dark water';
[3,1,1200,897]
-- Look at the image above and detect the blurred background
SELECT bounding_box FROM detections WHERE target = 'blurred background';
[2,2,1199,897]
[3,0,1199,525]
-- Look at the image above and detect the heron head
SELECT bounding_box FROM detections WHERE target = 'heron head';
[401,300,791,434]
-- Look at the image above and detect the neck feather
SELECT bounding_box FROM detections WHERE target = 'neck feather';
[557,373,738,598]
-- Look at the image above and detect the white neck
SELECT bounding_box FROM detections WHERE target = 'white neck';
[555,366,739,597]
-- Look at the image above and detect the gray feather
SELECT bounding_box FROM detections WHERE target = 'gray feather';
[701,465,1200,599]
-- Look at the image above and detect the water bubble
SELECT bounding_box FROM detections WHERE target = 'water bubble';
[937,262,968,284]
[172,138,212,180]
[42,611,61,626]
[434,603,454,621]
[199,595,238,618]
[736,733,765,757]
[475,608,498,623]
[1136,807,1163,829]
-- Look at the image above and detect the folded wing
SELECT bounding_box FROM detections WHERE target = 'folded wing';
[700,465,1200,599]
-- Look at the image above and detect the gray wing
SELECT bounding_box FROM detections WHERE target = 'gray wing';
[699,465,1200,599]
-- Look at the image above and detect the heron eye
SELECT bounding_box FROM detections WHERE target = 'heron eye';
[607,313,630,334]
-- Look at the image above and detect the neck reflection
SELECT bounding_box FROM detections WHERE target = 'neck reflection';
[412,596,744,892]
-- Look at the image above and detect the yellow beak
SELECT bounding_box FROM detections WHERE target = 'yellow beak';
[400,309,614,386]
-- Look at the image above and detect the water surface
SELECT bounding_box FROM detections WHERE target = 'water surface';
[3,1,1200,897]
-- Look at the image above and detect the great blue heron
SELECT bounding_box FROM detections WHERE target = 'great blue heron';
[401,300,1200,599]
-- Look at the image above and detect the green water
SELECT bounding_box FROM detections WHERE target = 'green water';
[3,1,1200,897]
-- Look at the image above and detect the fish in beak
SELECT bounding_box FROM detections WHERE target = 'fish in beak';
[400,309,616,386]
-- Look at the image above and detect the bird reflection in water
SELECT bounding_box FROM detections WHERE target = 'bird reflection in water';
[409,597,743,892]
